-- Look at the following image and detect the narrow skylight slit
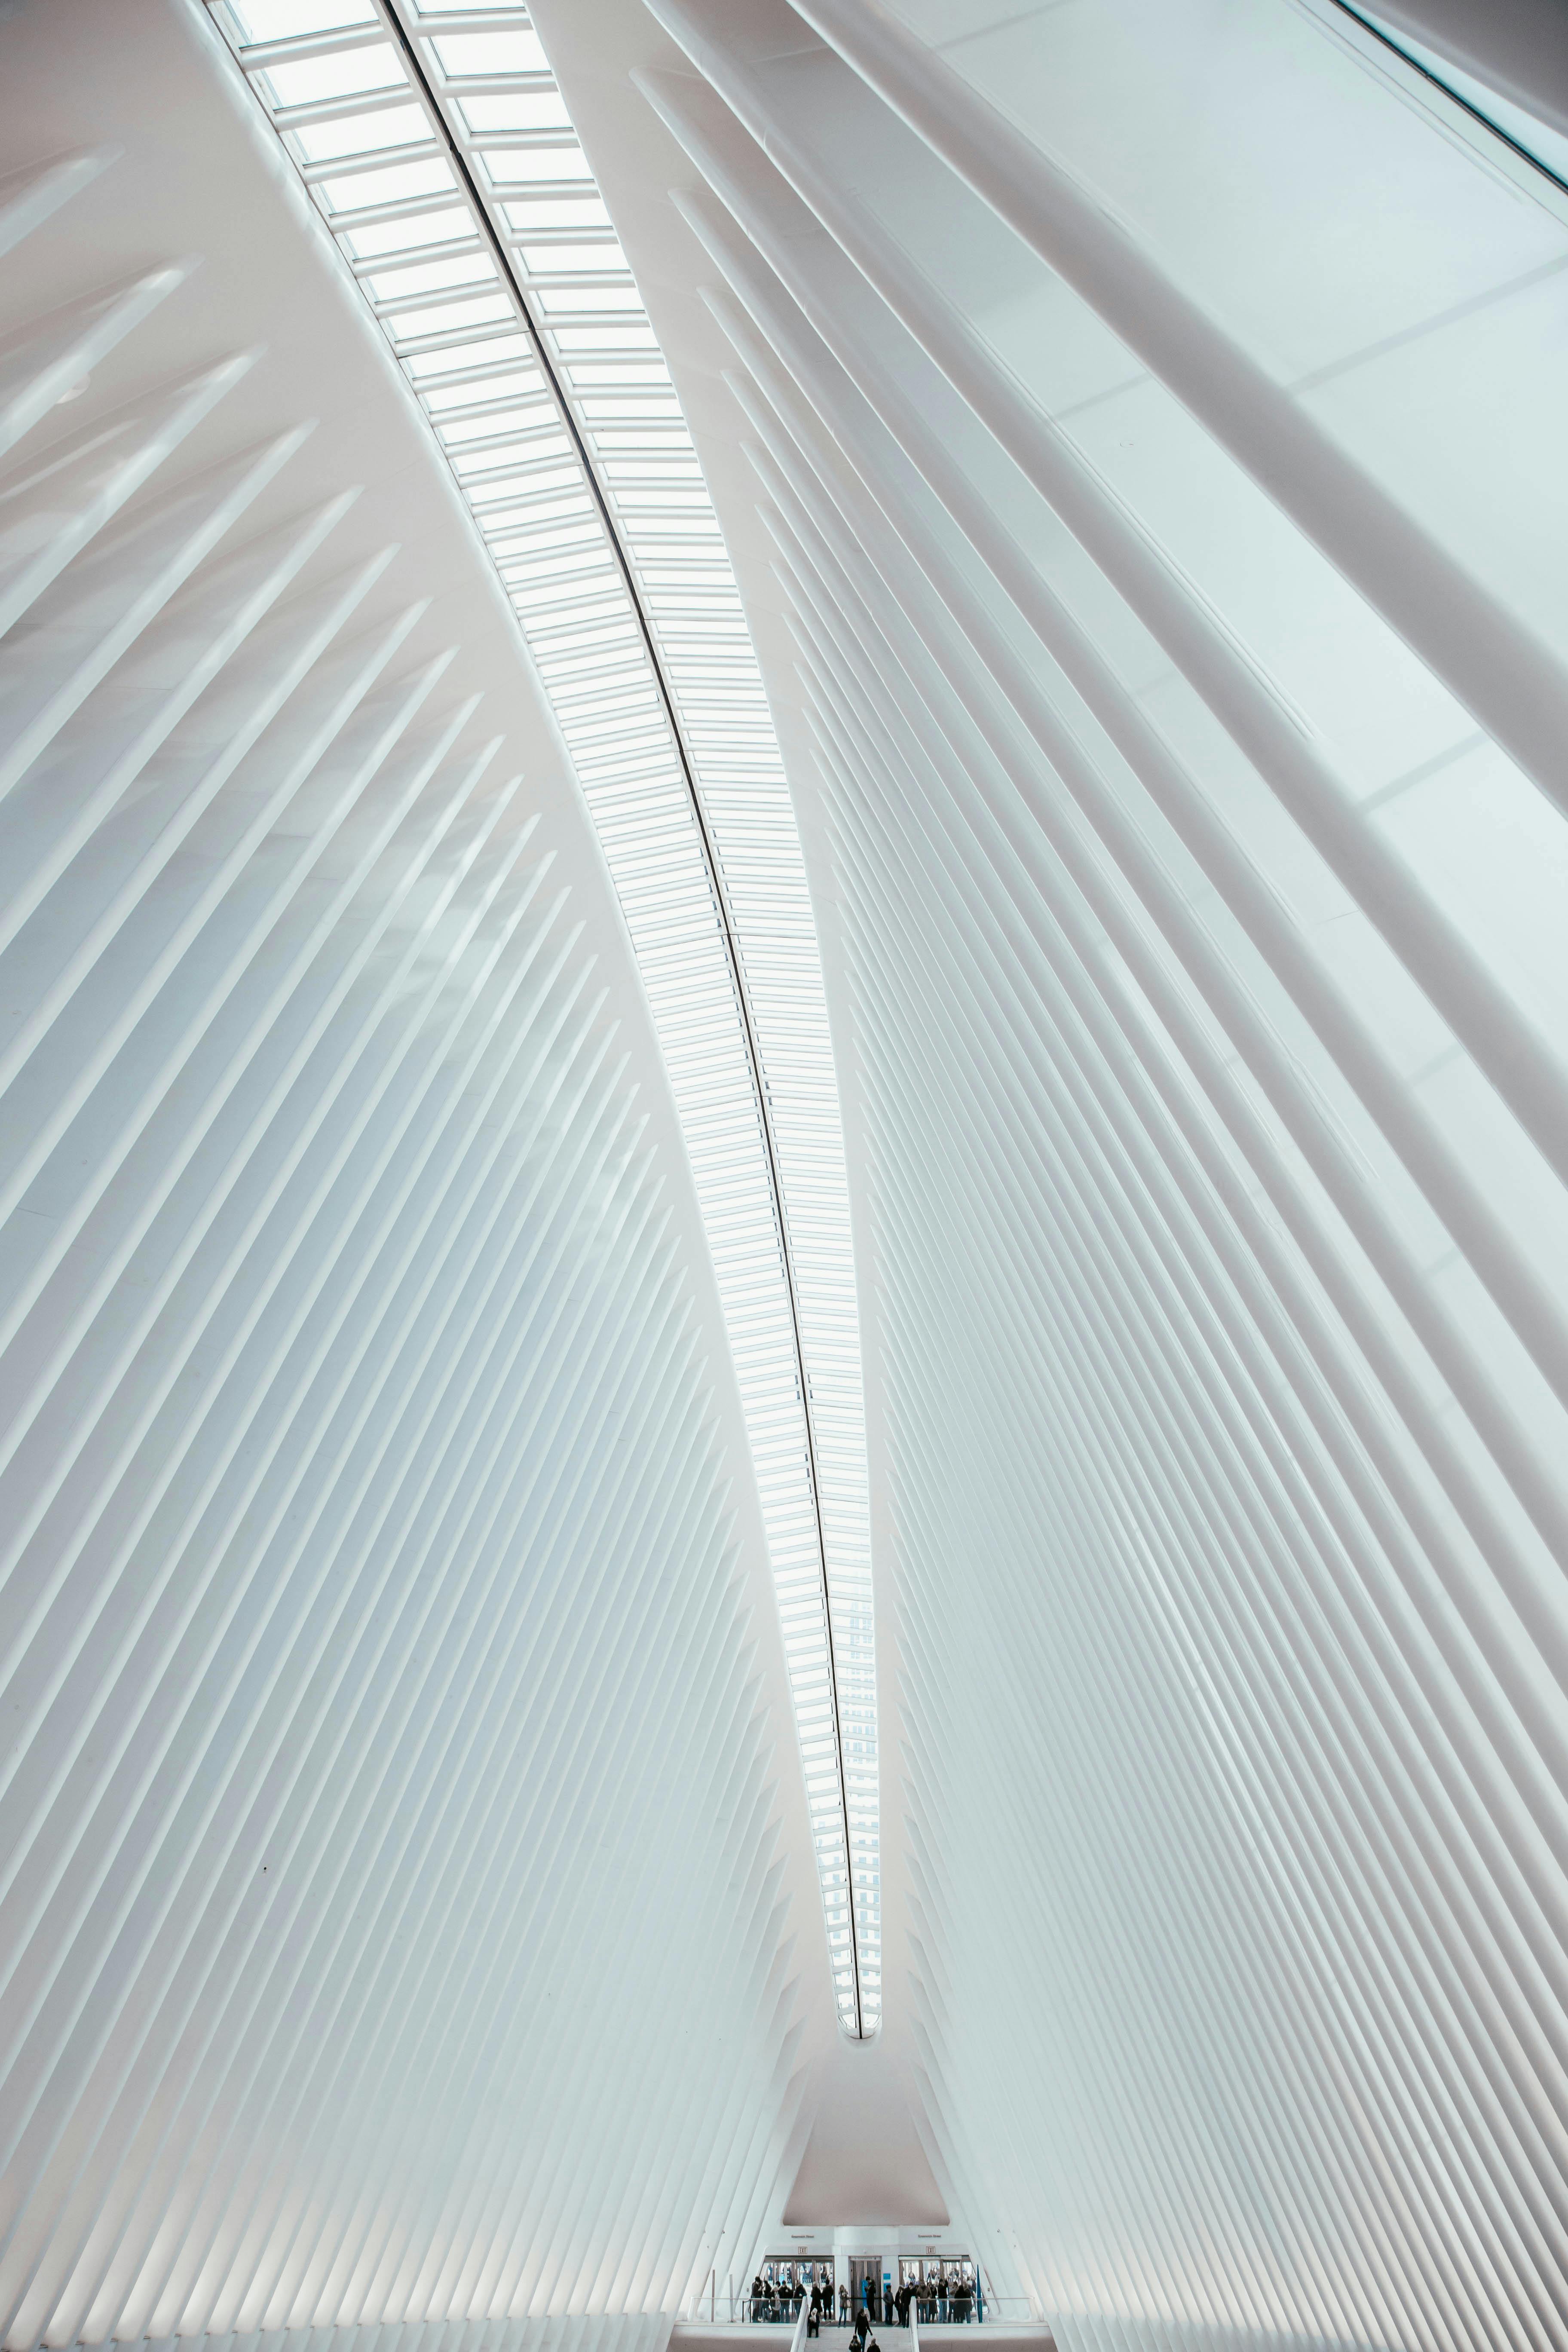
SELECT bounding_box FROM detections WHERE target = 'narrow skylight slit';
[208,0,880,2036]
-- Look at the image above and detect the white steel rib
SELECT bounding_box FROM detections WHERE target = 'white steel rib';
[205,0,880,2037]
[0,91,809,2342]
[620,0,1568,2337]
[17,0,1568,2342]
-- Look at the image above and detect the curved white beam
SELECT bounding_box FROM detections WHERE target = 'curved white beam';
[605,0,1568,2337]
[205,0,879,2037]
[0,6,810,2331]
[655,0,1568,830]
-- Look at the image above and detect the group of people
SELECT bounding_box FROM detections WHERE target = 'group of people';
[747,2275,976,2329]
[877,2279,975,2327]
[747,2278,842,2327]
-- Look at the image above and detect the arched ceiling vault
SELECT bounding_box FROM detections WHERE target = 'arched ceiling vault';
[6,1,1568,2349]
[201,0,882,2047]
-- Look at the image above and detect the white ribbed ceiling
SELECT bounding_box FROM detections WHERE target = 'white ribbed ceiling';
[8,1,1568,2350]
[199,0,879,2042]
[538,0,1568,2342]
[0,4,828,2341]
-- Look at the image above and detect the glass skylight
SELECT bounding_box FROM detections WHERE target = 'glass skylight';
[1338,4,1568,190]
[208,0,879,2036]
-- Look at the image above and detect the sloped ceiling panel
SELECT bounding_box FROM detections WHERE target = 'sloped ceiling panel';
[0,2,830,2343]
[535,0,1568,2344]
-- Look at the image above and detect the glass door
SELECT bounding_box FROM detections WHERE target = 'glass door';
[848,2259,885,2322]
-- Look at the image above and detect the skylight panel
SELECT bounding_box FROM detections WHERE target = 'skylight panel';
[521,240,630,276]
[291,104,431,162]
[569,368,671,395]
[208,0,879,2043]
[261,45,403,105]
[423,368,541,411]
[603,458,701,479]
[534,286,646,316]
[366,251,499,301]
[406,334,533,377]
[480,146,594,184]
[613,479,711,500]
[341,204,473,257]
[503,197,610,231]
[389,293,514,340]
[1346,5,1568,190]
[451,432,571,478]
[317,157,455,209]
[457,92,571,133]
[431,31,549,77]
[553,332,661,358]
[231,0,373,34]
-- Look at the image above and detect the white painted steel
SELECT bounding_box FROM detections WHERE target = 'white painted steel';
[0,9,823,2337]
[11,0,1568,2346]
[613,0,1568,2343]
[202,0,879,2040]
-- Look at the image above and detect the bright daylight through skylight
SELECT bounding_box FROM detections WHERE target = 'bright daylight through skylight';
[206,0,881,2036]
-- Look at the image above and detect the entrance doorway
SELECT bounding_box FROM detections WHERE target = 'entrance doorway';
[754,2259,834,2323]
[848,2258,885,2322]
[897,2258,976,2322]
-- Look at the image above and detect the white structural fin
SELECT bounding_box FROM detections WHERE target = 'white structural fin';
[0,10,819,2336]
[11,0,1568,2347]
[583,0,1568,2342]
[203,0,880,2044]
